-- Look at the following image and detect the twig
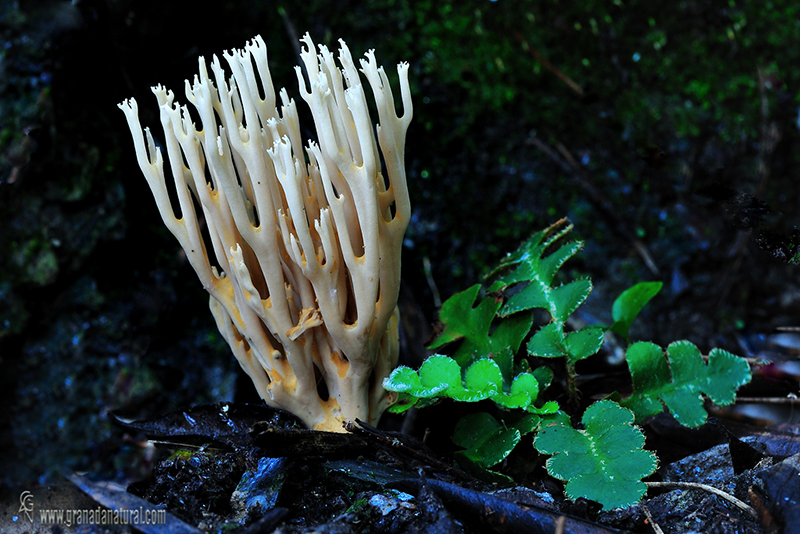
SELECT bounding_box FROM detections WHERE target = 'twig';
[347,420,477,485]
[755,66,782,198]
[641,504,664,534]
[278,6,302,60]
[423,256,442,308]
[718,66,782,305]
[734,395,800,405]
[646,481,757,519]
[557,141,659,273]
[700,353,763,366]
[511,30,584,97]
[554,515,566,534]
[390,477,625,534]
[528,135,659,274]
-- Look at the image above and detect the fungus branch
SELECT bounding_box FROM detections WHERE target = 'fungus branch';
[119,34,412,431]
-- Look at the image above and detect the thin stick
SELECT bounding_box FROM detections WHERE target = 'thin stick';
[528,135,659,274]
[646,481,757,518]
[554,515,566,534]
[733,396,800,404]
[511,30,584,96]
[641,504,664,534]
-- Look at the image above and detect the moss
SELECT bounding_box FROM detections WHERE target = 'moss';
[10,237,59,286]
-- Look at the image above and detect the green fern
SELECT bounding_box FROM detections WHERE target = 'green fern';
[493,220,591,323]
[384,354,558,413]
[617,341,752,427]
[453,411,541,468]
[534,401,658,510]
[382,219,751,510]
[426,283,533,378]
[488,219,604,392]
[608,281,663,342]
[527,321,605,368]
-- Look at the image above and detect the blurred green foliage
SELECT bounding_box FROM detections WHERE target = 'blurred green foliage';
[385,219,749,508]
[284,0,800,297]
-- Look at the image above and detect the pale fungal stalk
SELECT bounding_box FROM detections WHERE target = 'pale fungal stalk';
[118,34,412,431]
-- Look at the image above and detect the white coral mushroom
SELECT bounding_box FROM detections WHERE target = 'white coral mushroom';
[118,34,412,432]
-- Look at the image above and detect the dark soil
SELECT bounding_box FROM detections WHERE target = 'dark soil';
[74,402,798,534]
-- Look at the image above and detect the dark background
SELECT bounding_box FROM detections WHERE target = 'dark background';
[1,0,799,489]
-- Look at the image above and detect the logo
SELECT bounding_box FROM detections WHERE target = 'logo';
[18,491,34,523]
